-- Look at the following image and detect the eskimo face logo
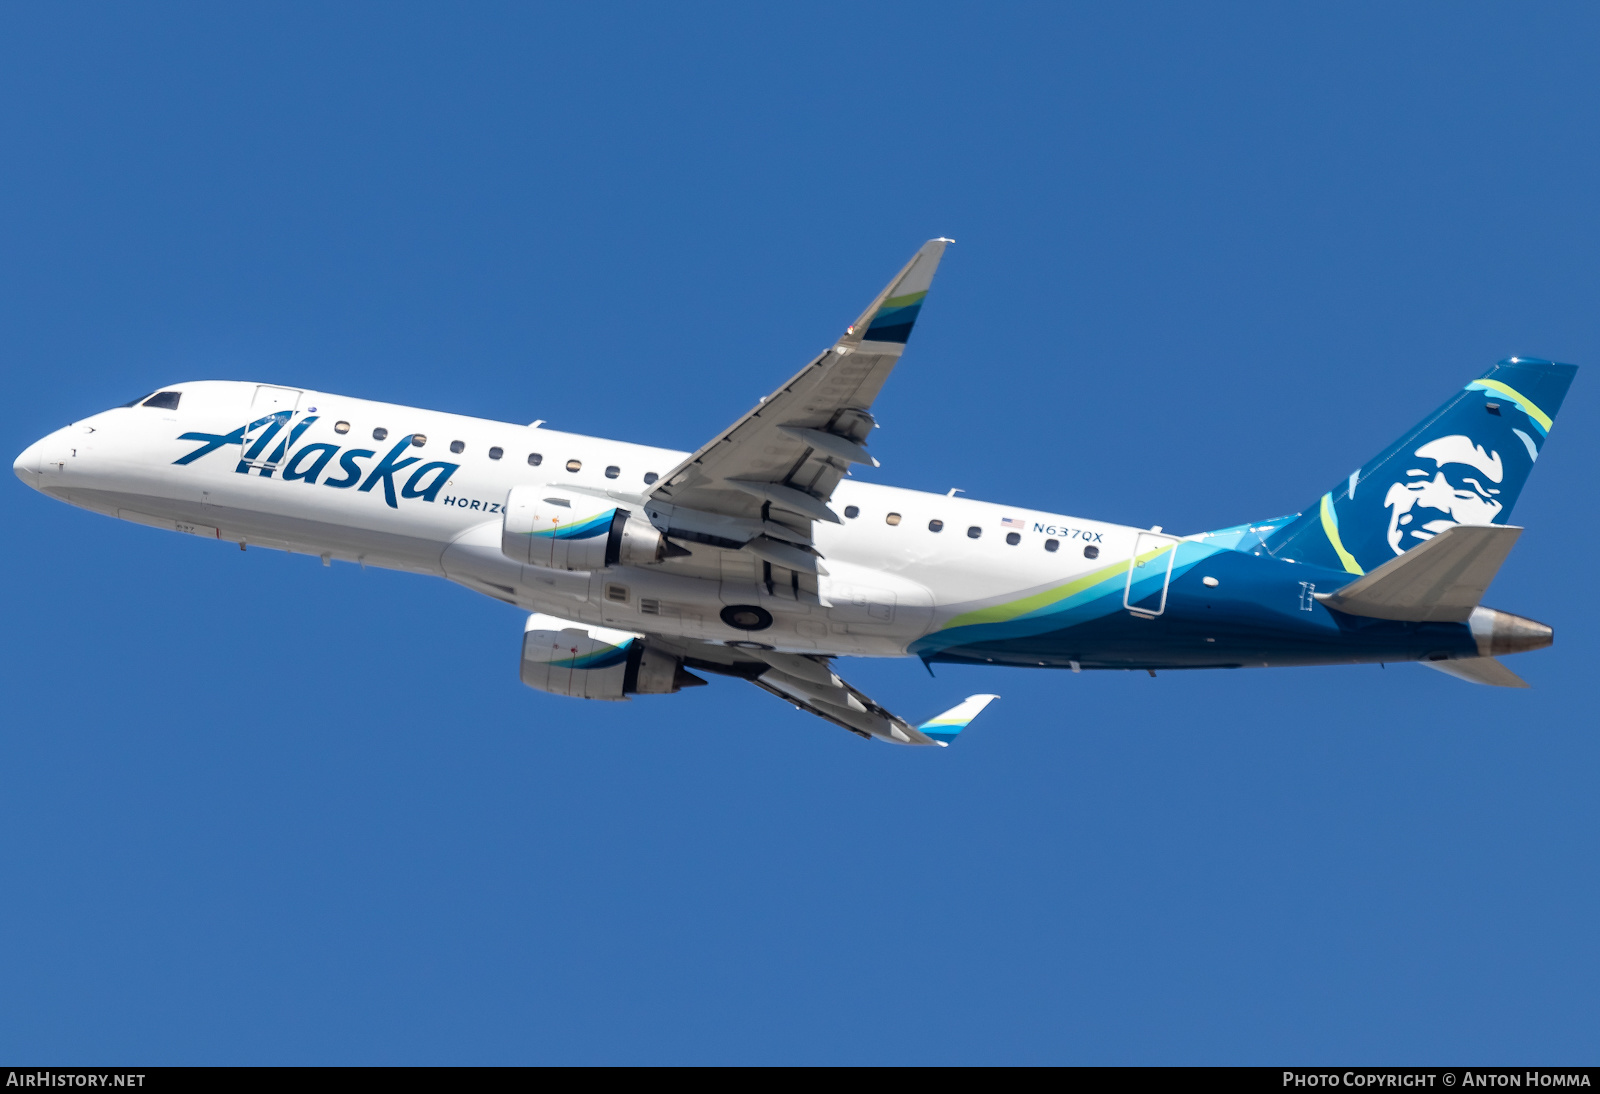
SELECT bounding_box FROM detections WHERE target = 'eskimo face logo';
[1382,435,1503,554]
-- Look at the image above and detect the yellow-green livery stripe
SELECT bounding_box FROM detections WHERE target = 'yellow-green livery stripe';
[943,544,1173,631]
[1467,380,1553,432]
[1320,492,1363,575]
[943,562,1119,630]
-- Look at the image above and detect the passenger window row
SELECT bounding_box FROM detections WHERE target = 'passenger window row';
[326,422,660,483]
[841,505,1100,558]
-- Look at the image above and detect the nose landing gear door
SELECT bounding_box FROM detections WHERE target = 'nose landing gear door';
[239,385,303,474]
[1124,531,1181,617]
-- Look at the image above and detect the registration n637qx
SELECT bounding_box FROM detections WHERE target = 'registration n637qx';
[14,241,1575,745]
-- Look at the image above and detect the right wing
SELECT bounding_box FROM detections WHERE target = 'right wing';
[645,635,998,746]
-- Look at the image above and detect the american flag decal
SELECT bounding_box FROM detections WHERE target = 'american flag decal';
[1001,517,1027,531]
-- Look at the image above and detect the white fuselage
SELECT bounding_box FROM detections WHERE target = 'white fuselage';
[15,380,1148,657]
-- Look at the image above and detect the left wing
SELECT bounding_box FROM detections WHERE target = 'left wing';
[642,239,951,562]
[645,635,997,746]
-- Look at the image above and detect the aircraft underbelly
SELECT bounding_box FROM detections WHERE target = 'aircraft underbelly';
[432,519,926,655]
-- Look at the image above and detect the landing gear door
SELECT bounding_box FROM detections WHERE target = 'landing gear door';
[240,385,302,473]
[1124,532,1181,617]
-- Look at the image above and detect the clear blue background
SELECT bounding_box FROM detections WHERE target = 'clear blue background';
[3,2,1596,1065]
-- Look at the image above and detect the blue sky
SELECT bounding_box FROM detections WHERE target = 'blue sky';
[3,2,1597,1064]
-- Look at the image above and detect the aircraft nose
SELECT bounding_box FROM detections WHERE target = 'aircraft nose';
[13,426,74,490]
[14,437,44,486]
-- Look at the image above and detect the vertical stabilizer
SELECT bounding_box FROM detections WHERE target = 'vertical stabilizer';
[1261,359,1576,574]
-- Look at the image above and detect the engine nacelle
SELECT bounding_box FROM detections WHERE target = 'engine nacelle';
[519,613,701,700]
[501,485,666,571]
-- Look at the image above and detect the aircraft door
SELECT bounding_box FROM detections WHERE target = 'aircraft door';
[240,385,302,473]
[1123,531,1181,617]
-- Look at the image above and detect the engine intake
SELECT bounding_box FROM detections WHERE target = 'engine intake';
[519,613,704,700]
[502,485,666,571]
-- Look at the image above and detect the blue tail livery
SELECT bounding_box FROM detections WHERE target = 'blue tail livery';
[1260,358,1577,575]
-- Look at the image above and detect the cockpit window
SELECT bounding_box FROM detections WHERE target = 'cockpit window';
[142,391,182,410]
[121,392,155,407]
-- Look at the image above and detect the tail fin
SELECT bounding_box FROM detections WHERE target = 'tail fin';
[1261,358,1577,574]
[916,694,999,746]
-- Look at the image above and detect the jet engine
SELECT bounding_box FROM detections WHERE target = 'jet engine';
[519,613,703,700]
[501,485,667,571]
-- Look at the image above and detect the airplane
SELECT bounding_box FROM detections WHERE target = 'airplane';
[12,240,1576,746]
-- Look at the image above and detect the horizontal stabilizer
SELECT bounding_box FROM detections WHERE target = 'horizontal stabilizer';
[1316,524,1522,622]
[1422,657,1530,688]
[916,694,1000,747]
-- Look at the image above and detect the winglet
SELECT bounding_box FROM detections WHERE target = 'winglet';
[916,693,999,747]
[843,238,952,349]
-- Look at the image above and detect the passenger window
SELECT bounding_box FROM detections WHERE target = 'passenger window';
[928,519,943,532]
[527,453,543,466]
[885,513,902,526]
[967,526,982,539]
[142,391,182,410]
[488,446,503,460]
[334,421,351,434]
[605,465,620,479]
[373,428,388,441]
[643,472,659,484]
[1005,532,1021,545]
[1045,539,1059,552]
[844,506,860,519]
[410,434,427,447]
[450,440,465,454]
[566,459,582,472]
[1084,545,1100,559]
